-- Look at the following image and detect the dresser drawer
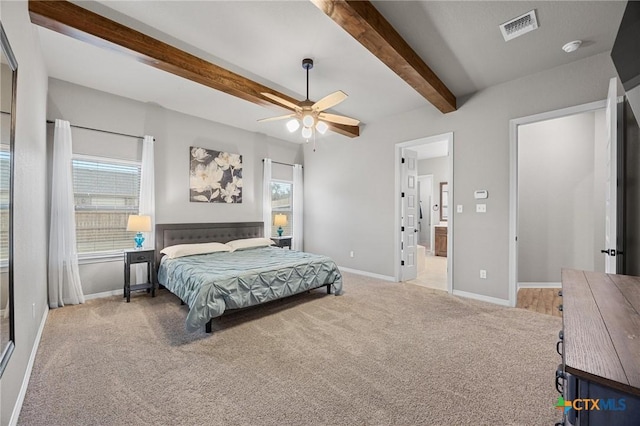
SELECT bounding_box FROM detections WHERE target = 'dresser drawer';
[126,250,154,264]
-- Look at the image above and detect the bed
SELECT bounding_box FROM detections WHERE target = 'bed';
[155,222,343,332]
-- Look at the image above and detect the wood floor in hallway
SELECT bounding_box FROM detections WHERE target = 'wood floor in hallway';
[516,288,562,317]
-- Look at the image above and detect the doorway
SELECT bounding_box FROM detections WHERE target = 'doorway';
[509,99,608,307]
[395,132,453,293]
[417,175,433,252]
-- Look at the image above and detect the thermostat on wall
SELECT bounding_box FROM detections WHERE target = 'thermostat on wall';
[474,190,488,199]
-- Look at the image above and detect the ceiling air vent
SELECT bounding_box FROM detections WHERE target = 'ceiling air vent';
[499,10,538,42]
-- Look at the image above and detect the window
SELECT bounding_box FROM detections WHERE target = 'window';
[270,181,293,237]
[0,148,8,262]
[72,157,141,254]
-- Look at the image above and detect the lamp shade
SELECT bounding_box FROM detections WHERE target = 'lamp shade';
[315,120,329,134]
[301,126,312,139]
[286,119,300,133]
[302,114,314,128]
[126,215,152,232]
[273,214,288,227]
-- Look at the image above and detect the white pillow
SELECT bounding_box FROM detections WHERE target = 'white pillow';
[225,237,274,251]
[160,242,232,259]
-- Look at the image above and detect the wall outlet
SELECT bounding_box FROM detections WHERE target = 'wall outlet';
[350,251,354,258]
[457,205,463,213]
[476,204,487,213]
[480,270,487,279]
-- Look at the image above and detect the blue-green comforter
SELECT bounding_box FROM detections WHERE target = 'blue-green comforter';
[158,247,343,331]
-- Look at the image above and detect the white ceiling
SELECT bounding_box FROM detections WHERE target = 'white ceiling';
[411,139,449,160]
[37,1,627,144]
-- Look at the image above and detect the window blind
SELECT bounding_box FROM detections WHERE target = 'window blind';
[72,158,141,254]
[0,150,9,261]
[270,181,293,237]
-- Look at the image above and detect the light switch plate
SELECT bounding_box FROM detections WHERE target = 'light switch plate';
[457,205,463,213]
[476,204,487,213]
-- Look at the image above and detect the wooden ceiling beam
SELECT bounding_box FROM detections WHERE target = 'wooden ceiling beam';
[28,0,360,138]
[310,0,457,113]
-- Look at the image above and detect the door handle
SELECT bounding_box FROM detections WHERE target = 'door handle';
[600,249,616,256]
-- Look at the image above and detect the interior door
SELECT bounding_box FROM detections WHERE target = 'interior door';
[603,77,618,274]
[401,149,418,281]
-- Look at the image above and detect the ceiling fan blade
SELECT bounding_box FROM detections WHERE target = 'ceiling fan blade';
[261,92,301,111]
[257,113,296,123]
[318,112,360,126]
[312,90,347,112]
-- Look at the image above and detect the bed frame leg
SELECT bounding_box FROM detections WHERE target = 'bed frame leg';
[205,319,213,333]
[327,284,331,294]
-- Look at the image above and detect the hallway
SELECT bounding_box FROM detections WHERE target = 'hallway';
[407,254,447,291]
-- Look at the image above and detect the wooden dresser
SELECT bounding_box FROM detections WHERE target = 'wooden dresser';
[556,269,640,426]
[434,226,447,257]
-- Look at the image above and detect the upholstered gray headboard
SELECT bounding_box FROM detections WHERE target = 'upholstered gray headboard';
[154,222,264,266]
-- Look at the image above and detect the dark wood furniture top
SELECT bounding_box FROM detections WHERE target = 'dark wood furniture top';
[271,236,292,249]
[561,269,640,397]
[124,249,156,303]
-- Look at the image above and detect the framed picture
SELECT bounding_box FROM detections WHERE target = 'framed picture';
[189,146,242,203]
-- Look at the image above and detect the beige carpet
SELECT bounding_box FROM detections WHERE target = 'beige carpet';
[19,272,562,425]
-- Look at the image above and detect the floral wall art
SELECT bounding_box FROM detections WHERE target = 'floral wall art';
[189,146,243,203]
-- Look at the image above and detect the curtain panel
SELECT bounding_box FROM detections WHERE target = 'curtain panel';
[136,135,155,284]
[48,119,85,308]
[262,159,272,237]
[292,164,303,250]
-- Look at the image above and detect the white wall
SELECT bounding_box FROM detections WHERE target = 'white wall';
[418,156,448,220]
[47,79,303,296]
[593,109,606,273]
[518,111,606,283]
[0,1,49,424]
[304,52,617,300]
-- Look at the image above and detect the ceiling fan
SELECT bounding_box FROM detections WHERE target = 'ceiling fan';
[258,58,360,139]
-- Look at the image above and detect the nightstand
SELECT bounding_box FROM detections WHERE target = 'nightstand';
[124,249,156,302]
[271,236,292,249]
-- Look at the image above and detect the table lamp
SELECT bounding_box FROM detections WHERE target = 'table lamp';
[273,214,287,237]
[127,215,152,250]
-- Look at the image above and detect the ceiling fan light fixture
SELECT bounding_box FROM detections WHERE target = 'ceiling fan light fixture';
[302,114,315,128]
[301,126,313,139]
[286,119,300,133]
[315,120,328,135]
[257,58,359,141]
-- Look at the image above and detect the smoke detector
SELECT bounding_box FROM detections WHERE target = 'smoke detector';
[562,40,582,53]
[499,10,539,42]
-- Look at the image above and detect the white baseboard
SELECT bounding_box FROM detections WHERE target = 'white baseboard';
[338,266,396,282]
[517,282,562,289]
[452,289,511,307]
[9,307,49,426]
[83,289,122,300]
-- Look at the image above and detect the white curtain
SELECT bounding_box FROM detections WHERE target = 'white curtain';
[292,164,304,250]
[48,119,85,308]
[263,158,272,237]
[136,135,155,284]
